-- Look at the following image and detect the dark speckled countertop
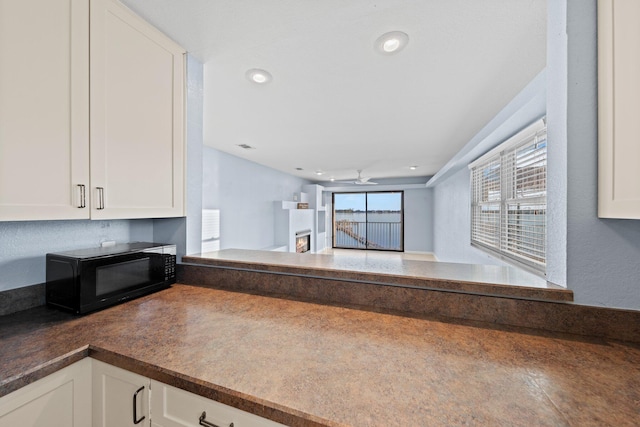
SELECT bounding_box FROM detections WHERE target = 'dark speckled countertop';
[1,284,639,426]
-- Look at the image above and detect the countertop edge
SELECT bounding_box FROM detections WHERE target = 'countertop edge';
[0,346,89,397]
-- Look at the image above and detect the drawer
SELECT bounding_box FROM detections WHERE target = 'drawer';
[150,380,286,427]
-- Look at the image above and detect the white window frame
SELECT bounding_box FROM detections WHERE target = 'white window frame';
[469,118,547,274]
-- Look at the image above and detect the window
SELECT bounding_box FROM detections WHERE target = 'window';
[469,119,547,273]
[332,191,403,251]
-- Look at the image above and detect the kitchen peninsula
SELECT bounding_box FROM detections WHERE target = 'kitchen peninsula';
[1,279,639,426]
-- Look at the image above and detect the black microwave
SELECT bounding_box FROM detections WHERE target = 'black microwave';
[46,242,176,314]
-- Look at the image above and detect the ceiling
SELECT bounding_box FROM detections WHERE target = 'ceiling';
[122,0,546,183]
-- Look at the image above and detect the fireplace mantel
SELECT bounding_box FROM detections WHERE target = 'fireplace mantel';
[274,201,315,253]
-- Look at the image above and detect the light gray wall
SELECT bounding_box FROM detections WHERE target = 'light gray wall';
[432,167,508,266]
[202,147,311,250]
[186,54,204,255]
[0,219,154,292]
[545,0,568,287]
[561,1,640,309]
[402,188,433,253]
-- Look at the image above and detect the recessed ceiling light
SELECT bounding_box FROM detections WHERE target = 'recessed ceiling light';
[375,31,409,55]
[330,178,335,182]
[246,68,272,84]
[409,165,418,170]
[315,171,324,176]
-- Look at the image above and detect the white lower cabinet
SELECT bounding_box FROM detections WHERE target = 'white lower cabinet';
[93,359,150,427]
[150,380,285,427]
[0,358,92,427]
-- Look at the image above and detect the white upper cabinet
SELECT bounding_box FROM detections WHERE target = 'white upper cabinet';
[0,0,90,220]
[0,0,185,221]
[598,0,640,219]
[90,0,185,219]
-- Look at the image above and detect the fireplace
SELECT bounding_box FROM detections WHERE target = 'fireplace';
[295,230,311,253]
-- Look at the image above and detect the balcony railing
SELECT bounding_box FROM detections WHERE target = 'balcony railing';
[334,220,402,251]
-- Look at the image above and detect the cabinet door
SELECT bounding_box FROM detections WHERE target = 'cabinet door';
[0,0,90,220]
[598,0,640,219]
[93,359,150,427]
[150,380,285,427]
[0,358,91,427]
[90,0,185,220]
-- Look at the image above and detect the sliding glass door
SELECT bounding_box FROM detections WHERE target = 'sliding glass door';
[332,191,403,251]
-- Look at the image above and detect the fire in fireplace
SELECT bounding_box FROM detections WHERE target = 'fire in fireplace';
[295,230,311,253]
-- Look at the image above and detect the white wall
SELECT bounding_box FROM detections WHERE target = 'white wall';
[202,147,311,250]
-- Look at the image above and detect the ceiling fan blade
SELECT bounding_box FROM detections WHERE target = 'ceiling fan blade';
[332,170,378,185]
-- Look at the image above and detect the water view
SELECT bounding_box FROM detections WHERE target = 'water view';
[333,192,403,251]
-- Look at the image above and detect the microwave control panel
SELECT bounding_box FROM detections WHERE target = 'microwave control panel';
[165,254,177,281]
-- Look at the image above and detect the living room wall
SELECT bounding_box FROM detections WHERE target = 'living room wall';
[202,146,311,251]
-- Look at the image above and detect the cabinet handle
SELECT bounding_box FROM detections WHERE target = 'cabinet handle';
[199,411,234,427]
[96,187,105,210]
[133,386,145,425]
[77,184,86,208]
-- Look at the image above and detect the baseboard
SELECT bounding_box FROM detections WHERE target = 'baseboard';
[404,251,438,261]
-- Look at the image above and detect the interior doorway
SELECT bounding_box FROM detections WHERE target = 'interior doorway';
[332,191,404,251]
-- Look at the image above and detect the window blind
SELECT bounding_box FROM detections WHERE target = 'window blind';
[470,120,547,272]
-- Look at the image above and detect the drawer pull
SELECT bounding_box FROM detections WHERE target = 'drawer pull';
[96,187,105,210]
[133,386,145,424]
[77,184,86,208]
[199,411,234,427]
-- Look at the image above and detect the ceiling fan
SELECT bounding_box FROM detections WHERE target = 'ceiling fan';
[338,170,378,185]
